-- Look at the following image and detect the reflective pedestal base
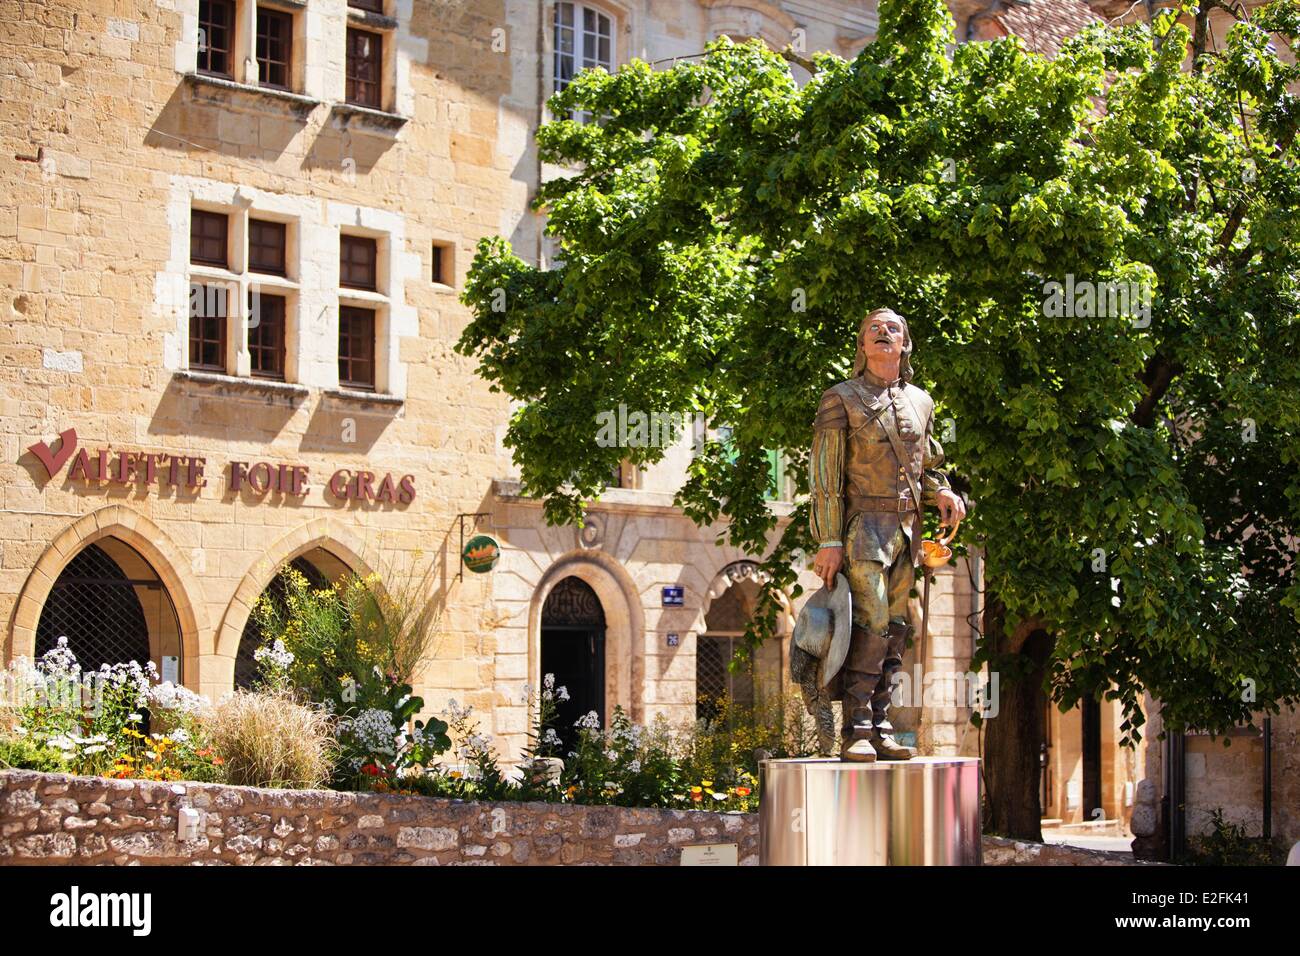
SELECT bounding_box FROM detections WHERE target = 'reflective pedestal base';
[759,757,982,866]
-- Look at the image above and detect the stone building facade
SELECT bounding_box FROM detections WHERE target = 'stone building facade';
[1,0,1158,840]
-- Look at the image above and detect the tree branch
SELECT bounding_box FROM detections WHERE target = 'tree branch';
[1132,354,1185,428]
[780,47,819,75]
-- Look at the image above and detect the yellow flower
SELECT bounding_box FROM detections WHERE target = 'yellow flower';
[449,771,462,779]
[701,779,713,788]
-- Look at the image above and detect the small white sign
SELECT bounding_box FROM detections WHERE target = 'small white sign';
[162,656,179,684]
[680,843,738,867]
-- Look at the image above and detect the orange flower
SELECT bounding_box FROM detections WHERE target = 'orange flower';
[735,786,751,797]
[691,791,703,802]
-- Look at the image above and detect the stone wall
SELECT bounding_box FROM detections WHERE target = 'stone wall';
[2,770,1150,866]
[0,770,757,866]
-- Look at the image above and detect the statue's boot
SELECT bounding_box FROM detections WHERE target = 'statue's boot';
[868,620,916,761]
[840,625,886,762]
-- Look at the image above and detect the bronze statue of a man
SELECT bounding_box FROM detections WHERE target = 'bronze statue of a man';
[808,308,967,762]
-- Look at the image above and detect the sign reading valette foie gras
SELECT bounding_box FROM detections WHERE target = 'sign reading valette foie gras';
[27,428,416,503]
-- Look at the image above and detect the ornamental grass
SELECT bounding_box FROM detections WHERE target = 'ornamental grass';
[207,691,336,790]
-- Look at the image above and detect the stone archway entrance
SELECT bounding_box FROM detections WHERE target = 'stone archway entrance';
[232,548,349,689]
[541,576,606,745]
[35,538,183,681]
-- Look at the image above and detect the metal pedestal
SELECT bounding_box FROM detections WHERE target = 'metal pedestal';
[759,757,982,866]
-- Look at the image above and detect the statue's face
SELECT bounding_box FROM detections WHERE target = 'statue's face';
[861,313,907,364]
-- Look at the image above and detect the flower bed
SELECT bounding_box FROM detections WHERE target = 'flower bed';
[3,566,820,810]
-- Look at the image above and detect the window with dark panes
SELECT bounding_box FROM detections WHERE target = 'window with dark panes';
[431,242,454,285]
[190,209,229,267]
[189,283,227,372]
[338,306,376,390]
[345,28,383,109]
[248,218,287,275]
[256,7,293,90]
[197,0,236,78]
[249,291,286,380]
[348,0,384,11]
[339,234,378,290]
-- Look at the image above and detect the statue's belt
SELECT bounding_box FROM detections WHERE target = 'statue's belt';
[847,494,916,514]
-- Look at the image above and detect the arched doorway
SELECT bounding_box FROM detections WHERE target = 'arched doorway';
[233,550,336,689]
[541,576,606,744]
[35,539,182,679]
[697,577,759,721]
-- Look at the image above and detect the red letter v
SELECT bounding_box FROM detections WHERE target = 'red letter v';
[28,428,78,479]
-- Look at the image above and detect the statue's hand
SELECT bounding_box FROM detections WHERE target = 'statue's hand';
[935,489,967,528]
[812,545,843,589]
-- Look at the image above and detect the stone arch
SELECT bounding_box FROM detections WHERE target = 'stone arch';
[211,518,380,694]
[701,0,798,48]
[528,550,642,722]
[694,558,795,713]
[8,505,208,690]
[692,557,794,638]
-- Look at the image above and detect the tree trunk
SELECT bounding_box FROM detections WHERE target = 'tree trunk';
[981,588,1054,841]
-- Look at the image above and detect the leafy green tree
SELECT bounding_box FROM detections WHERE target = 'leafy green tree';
[458,0,1300,839]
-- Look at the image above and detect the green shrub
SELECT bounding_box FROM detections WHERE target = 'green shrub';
[0,733,68,773]
[1186,808,1280,866]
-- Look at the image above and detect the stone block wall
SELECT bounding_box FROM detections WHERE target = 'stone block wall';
[0,770,757,866]
[1,769,1151,866]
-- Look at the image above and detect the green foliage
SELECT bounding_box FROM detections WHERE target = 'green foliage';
[249,564,451,788]
[458,0,1300,743]
[0,734,67,773]
[1185,808,1281,865]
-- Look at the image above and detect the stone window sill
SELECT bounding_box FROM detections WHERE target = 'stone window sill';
[173,370,310,403]
[321,387,405,407]
[330,102,410,135]
[184,72,321,116]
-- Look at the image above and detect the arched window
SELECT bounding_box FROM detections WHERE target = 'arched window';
[234,555,330,689]
[36,540,177,677]
[697,578,758,721]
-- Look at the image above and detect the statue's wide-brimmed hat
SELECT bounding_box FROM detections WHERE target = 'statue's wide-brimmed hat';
[791,574,852,688]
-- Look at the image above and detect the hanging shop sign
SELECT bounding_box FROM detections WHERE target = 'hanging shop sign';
[461,535,500,573]
[26,428,416,504]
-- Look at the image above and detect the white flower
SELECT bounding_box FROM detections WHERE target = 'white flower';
[83,744,106,755]
[345,709,400,756]
[543,673,555,691]
[574,711,601,731]
[254,638,295,671]
[170,728,190,744]
[627,759,641,773]
[541,728,562,748]
[556,686,571,703]
[146,682,211,717]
